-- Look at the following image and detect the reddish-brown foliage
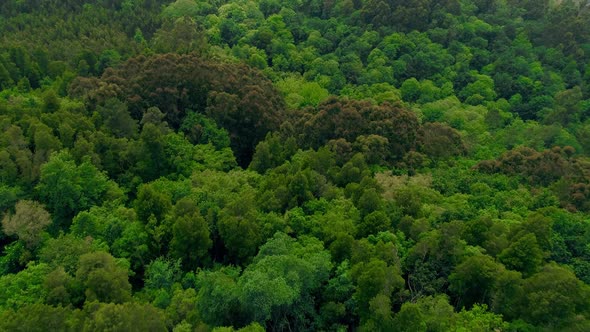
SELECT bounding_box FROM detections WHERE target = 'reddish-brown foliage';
[71,53,285,165]
[294,97,420,162]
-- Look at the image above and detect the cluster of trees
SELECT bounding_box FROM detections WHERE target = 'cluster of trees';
[71,53,285,165]
[2,0,590,331]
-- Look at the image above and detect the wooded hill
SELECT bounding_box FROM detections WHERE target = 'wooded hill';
[1,0,590,331]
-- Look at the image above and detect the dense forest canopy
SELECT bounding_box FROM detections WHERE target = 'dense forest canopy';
[1,0,590,331]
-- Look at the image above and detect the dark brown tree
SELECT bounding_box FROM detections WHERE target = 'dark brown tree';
[71,53,285,165]
[295,97,419,163]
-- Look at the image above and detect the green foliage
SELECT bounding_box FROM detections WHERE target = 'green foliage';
[238,233,332,329]
[71,205,149,271]
[352,258,404,321]
[2,200,51,249]
[38,234,96,274]
[180,112,231,150]
[76,251,132,304]
[498,233,544,277]
[0,263,51,310]
[392,302,425,332]
[217,190,263,264]
[96,99,138,138]
[144,258,181,297]
[37,151,117,227]
[0,304,75,332]
[454,304,509,332]
[83,301,167,331]
[276,75,329,109]
[134,182,173,223]
[519,263,590,327]
[170,198,212,270]
[449,253,505,308]
[3,0,590,330]
[196,267,242,327]
[249,132,297,173]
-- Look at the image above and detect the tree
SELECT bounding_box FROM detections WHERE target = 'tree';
[275,75,329,109]
[84,53,285,166]
[453,304,509,332]
[165,288,200,327]
[238,233,332,330]
[144,258,181,294]
[449,254,504,309]
[70,204,149,272]
[196,267,242,327]
[498,233,543,277]
[134,183,173,224]
[543,86,583,126]
[0,304,74,332]
[404,223,466,298]
[401,78,421,102]
[0,263,52,310]
[38,234,95,274]
[44,266,79,307]
[520,263,590,327]
[392,302,426,332]
[41,90,60,113]
[352,135,390,166]
[361,0,393,27]
[357,211,390,239]
[2,200,51,249]
[136,123,169,181]
[0,61,14,89]
[418,122,465,159]
[0,185,21,213]
[414,295,455,332]
[459,74,497,105]
[96,99,138,138]
[217,191,263,264]
[352,258,404,321]
[152,17,207,55]
[32,124,62,174]
[170,199,212,270]
[37,151,114,227]
[96,49,121,74]
[161,0,201,20]
[76,251,132,304]
[180,112,231,149]
[249,133,297,174]
[0,152,18,187]
[296,97,419,162]
[83,302,167,331]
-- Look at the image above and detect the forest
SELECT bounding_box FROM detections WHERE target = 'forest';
[1,0,590,331]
